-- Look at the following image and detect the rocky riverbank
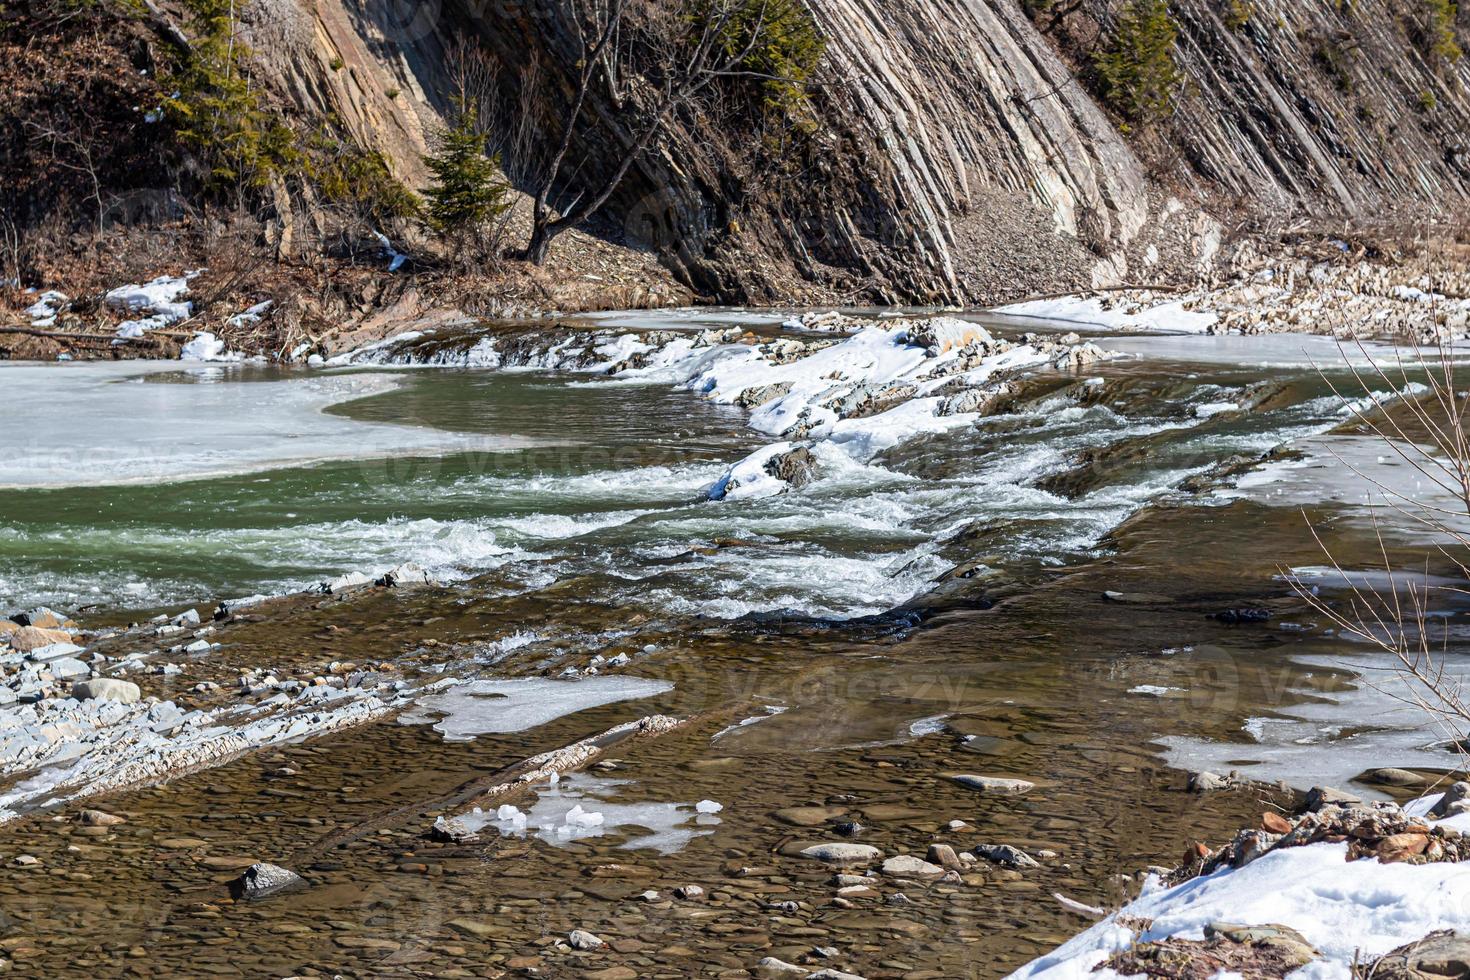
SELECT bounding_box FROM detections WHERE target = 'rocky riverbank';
[1013,783,1470,978]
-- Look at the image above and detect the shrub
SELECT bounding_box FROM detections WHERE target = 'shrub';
[1095,0,1184,127]
[1222,0,1253,30]
[421,98,510,237]
[1424,0,1463,66]
[310,138,419,223]
[705,0,825,121]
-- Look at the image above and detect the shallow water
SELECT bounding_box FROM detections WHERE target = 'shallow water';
[1,311,1468,978]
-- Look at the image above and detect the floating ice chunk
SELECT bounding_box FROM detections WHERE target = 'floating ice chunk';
[1194,401,1238,418]
[398,675,674,741]
[564,804,604,828]
[695,800,723,814]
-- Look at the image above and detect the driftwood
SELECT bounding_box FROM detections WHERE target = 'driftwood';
[0,325,196,343]
[289,713,701,865]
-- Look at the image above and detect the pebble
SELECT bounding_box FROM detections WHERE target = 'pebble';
[950,774,1034,795]
[673,885,704,900]
[797,843,883,866]
[880,855,944,878]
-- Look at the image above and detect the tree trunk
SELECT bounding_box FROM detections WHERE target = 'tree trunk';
[525,218,555,265]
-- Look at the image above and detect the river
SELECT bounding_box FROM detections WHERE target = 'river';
[0,310,1463,977]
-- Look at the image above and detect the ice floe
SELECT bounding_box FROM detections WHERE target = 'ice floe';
[398,675,674,741]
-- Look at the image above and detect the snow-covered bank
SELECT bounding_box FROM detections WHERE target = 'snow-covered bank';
[996,259,1470,342]
[1010,790,1470,980]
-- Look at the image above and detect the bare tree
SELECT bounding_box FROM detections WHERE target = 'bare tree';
[1289,335,1470,754]
[521,0,801,265]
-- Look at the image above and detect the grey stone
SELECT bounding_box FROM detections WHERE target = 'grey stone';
[172,608,201,628]
[881,855,944,878]
[1305,786,1362,811]
[754,957,806,978]
[72,679,140,703]
[951,774,1034,795]
[1430,782,1470,818]
[972,843,1040,869]
[568,929,604,950]
[233,863,304,901]
[798,842,883,866]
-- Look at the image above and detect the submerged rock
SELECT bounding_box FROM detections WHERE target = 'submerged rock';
[568,928,604,950]
[972,843,1040,869]
[950,774,1034,795]
[797,842,883,866]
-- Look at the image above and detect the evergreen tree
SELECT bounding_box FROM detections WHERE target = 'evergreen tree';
[422,99,510,238]
[1095,0,1183,127]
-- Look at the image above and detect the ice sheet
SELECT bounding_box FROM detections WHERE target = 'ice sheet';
[0,362,543,488]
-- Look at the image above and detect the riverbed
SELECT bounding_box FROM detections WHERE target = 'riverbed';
[0,310,1464,978]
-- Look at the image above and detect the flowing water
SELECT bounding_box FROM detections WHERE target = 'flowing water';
[0,312,1466,979]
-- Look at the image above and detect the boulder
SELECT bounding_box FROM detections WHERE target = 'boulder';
[72,679,141,704]
[13,607,73,630]
[172,608,201,628]
[754,957,807,978]
[9,626,73,652]
[1430,782,1470,818]
[1370,929,1470,979]
[950,774,1034,795]
[231,862,304,901]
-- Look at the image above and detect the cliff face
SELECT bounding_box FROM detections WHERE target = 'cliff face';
[233,0,1470,304]
[1056,0,1470,217]
[21,0,1464,305]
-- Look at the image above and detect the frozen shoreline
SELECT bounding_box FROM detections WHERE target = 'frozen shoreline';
[0,361,544,489]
